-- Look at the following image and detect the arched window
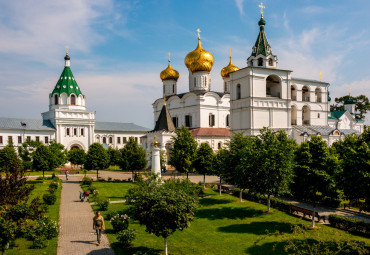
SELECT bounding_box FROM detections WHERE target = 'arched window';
[218,142,222,149]
[224,82,227,92]
[54,94,59,105]
[291,85,297,101]
[226,114,230,127]
[302,105,311,125]
[291,105,297,125]
[236,84,241,99]
[258,58,263,66]
[266,75,281,98]
[103,137,107,144]
[109,137,113,143]
[71,95,76,105]
[302,86,309,102]
[66,128,70,136]
[315,88,322,102]
[268,58,273,66]
[318,113,320,118]
[74,128,77,136]
[173,84,175,93]
[81,128,84,136]
[209,113,215,127]
[194,77,196,87]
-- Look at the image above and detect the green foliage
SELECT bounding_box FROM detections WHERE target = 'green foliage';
[96,197,110,211]
[48,140,68,169]
[67,148,86,166]
[25,217,59,241]
[116,229,136,248]
[0,145,34,206]
[0,217,16,253]
[330,94,370,120]
[107,147,121,167]
[119,137,147,172]
[329,214,370,236]
[31,237,47,249]
[193,143,214,187]
[85,143,110,170]
[17,139,41,170]
[213,148,230,179]
[48,182,58,193]
[110,214,130,233]
[43,193,57,205]
[169,127,197,177]
[33,144,53,172]
[82,176,92,186]
[163,178,203,197]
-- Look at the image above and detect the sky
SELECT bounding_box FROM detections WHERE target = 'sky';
[0,0,369,128]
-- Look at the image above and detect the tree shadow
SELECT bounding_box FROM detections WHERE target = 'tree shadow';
[196,207,262,220]
[86,248,115,255]
[218,221,294,235]
[246,240,288,255]
[199,197,232,206]
[110,243,162,255]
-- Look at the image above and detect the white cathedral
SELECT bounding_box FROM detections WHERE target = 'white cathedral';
[0,7,365,158]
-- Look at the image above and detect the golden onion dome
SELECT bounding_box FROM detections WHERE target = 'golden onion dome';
[185,37,214,73]
[160,59,179,81]
[221,53,239,78]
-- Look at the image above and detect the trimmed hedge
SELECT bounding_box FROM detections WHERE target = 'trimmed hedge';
[231,189,292,213]
[329,214,370,236]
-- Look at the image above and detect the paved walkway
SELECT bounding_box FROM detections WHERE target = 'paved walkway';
[57,176,114,255]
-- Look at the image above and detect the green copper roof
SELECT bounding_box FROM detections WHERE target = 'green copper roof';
[344,97,356,104]
[330,111,346,119]
[50,58,84,98]
[251,18,273,57]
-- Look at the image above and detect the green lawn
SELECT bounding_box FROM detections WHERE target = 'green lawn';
[25,170,95,176]
[81,181,136,201]
[86,183,370,255]
[7,178,62,255]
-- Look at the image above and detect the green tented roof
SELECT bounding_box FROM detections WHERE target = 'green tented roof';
[251,18,273,57]
[344,97,356,104]
[330,111,346,119]
[50,66,84,98]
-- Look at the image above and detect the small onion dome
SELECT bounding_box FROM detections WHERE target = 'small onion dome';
[185,38,214,73]
[160,61,179,81]
[64,54,70,60]
[221,56,239,78]
[344,97,356,104]
[258,17,266,27]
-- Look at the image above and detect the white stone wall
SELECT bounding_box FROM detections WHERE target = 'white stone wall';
[0,129,55,149]
[94,131,147,150]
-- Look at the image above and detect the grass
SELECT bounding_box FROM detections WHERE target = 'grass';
[6,178,62,255]
[81,181,136,201]
[85,182,370,255]
[25,170,95,176]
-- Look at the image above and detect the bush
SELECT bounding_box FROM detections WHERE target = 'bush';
[43,193,57,205]
[26,217,59,241]
[48,182,59,193]
[32,237,47,249]
[110,214,130,233]
[96,197,110,211]
[329,214,370,236]
[28,197,48,220]
[105,211,117,221]
[51,172,56,179]
[116,229,136,248]
[163,178,204,197]
[82,176,92,186]
[88,185,97,194]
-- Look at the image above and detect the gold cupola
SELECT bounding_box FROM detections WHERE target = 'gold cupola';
[160,53,179,81]
[221,49,239,78]
[184,29,214,73]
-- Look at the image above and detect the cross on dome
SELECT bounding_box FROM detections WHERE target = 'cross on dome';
[168,52,171,62]
[259,2,265,17]
[197,28,201,39]
[229,48,232,60]
[65,45,69,55]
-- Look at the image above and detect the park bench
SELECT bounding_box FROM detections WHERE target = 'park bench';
[217,185,230,193]
[344,203,364,213]
[291,205,326,222]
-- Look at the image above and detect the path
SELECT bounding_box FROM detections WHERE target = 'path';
[57,176,114,255]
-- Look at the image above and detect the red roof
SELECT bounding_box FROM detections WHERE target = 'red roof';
[189,128,230,137]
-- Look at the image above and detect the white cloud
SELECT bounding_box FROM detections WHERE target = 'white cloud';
[235,0,244,15]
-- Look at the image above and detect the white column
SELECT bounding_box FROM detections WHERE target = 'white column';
[151,147,161,178]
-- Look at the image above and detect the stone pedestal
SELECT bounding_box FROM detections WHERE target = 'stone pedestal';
[151,147,161,179]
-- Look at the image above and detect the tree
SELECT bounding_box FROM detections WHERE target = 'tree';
[119,137,147,181]
[214,148,230,196]
[85,143,109,180]
[17,139,41,170]
[292,136,340,228]
[169,127,197,178]
[330,94,370,120]
[32,144,53,183]
[126,178,197,255]
[0,217,16,255]
[251,128,296,212]
[107,147,121,169]
[0,145,34,206]
[332,127,370,205]
[223,133,256,202]
[67,148,86,168]
[193,143,214,189]
[48,140,68,169]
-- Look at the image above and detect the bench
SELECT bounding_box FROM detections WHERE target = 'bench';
[344,203,364,213]
[217,185,230,192]
[291,205,326,222]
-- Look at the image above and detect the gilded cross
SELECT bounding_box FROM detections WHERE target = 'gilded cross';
[197,28,201,39]
[168,52,171,62]
[65,45,69,54]
[229,48,232,58]
[259,2,265,16]
[320,72,322,82]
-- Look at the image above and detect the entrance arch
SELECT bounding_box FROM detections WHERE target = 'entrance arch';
[68,140,86,151]
[266,75,281,98]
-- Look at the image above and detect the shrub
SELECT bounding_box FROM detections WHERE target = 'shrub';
[96,197,110,211]
[105,211,116,221]
[28,197,48,220]
[329,214,370,236]
[88,185,97,194]
[110,214,130,233]
[32,237,47,249]
[51,172,56,179]
[48,182,59,193]
[82,176,92,186]
[163,178,203,197]
[26,217,59,242]
[116,229,136,248]
[43,193,57,205]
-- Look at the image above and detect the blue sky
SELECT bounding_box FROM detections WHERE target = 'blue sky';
[0,0,369,128]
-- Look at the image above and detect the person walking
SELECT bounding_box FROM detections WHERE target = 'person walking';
[65,170,69,181]
[93,211,105,245]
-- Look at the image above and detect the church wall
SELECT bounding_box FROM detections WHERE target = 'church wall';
[95,131,147,150]
[0,129,55,149]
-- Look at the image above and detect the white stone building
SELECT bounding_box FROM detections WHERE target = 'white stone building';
[0,52,149,151]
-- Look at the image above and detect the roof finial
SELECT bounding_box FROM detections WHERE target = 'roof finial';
[163,96,166,106]
[197,28,201,40]
[349,87,351,96]
[259,2,265,18]
[168,52,171,63]
[154,136,159,148]
[229,48,232,62]
[65,45,69,55]
[320,72,322,82]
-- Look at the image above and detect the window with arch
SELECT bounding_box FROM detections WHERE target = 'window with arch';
[109,137,113,143]
[315,88,322,102]
[224,82,227,92]
[236,84,241,99]
[266,75,281,98]
[71,95,76,105]
[268,58,273,66]
[318,113,320,118]
[291,85,297,101]
[54,94,59,105]
[66,128,70,136]
[258,58,263,66]
[172,84,175,93]
[302,105,311,125]
[185,115,192,127]
[302,86,309,102]
[218,142,222,149]
[103,137,107,144]
[194,77,196,87]
[81,128,84,136]
[74,128,77,136]
[209,113,215,127]
[226,114,230,127]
